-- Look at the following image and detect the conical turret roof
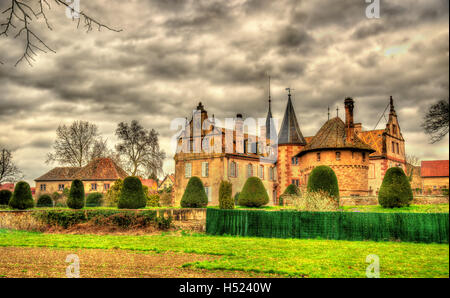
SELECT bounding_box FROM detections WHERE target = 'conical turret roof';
[278,92,306,145]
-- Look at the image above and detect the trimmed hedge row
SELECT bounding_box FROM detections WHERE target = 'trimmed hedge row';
[31,210,172,230]
[206,209,449,243]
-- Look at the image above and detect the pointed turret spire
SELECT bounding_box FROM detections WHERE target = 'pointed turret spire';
[389,96,396,115]
[265,76,275,140]
[278,88,306,145]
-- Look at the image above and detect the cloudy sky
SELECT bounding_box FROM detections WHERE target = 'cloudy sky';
[0,0,448,184]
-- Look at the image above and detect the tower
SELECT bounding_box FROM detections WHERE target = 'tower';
[276,88,306,199]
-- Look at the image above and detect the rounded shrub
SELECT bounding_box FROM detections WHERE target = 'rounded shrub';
[118,176,146,209]
[67,179,85,209]
[238,177,269,207]
[378,167,413,208]
[284,184,301,196]
[0,189,12,205]
[234,192,240,206]
[86,192,103,207]
[9,181,34,210]
[147,194,160,207]
[36,194,53,207]
[307,165,340,201]
[219,180,234,209]
[180,176,208,208]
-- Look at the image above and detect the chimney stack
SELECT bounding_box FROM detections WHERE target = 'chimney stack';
[235,114,244,154]
[344,97,354,143]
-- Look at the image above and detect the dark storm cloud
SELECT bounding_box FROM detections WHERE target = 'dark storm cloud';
[0,0,448,183]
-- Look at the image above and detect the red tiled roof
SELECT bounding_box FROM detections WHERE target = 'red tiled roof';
[0,183,14,191]
[73,158,128,181]
[421,160,449,177]
[141,179,158,191]
[35,158,128,181]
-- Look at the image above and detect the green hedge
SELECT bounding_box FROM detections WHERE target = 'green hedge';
[31,209,171,230]
[206,209,449,243]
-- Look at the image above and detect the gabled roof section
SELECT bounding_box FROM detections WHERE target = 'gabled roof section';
[35,167,82,182]
[72,158,128,181]
[278,93,306,145]
[357,129,384,156]
[421,160,449,177]
[296,117,375,156]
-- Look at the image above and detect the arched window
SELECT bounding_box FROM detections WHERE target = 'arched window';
[230,161,237,177]
[336,152,341,161]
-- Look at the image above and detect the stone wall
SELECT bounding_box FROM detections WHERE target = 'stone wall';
[0,209,207,232]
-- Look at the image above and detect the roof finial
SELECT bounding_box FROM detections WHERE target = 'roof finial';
[336,106,339,117]
[390,95,394,112]
[328,106,330,120]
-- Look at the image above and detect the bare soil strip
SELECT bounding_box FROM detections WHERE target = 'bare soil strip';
[0,247,276,278]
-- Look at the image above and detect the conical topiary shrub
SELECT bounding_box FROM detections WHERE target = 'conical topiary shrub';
[67,179,85,209]
[307,165,340,202]
[36,194,53,207]
[180,176,208,208]
[0,189,12,205]
[279,183,301,206]
[219,180,234,209]
[118,176,146,209]
[9,181,34,210]
[238,177,269,207]
[378,167,413,208]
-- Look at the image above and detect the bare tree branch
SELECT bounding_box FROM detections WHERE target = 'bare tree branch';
[0,148,23,184]
[422,99,449,144]
[0,0,121,66]
[115,120,166,177]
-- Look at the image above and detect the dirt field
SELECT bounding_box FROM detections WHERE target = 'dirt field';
[0,247,278,278]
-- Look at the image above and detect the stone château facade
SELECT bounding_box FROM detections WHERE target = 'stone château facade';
[173,94,407,205]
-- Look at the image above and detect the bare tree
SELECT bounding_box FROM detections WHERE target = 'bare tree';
[0,0,121,66]
[405,154,420,181]
[47,120,103,167]
[0,148,23,184]
[422,99,449,144]
[115,120,165,177]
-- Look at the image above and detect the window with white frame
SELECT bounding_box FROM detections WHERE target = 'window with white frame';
[91,183,97,191]
[58,184,65,191]
[201,162,209,177]
[259,165,264,179]
[247,164,253,178]
[185,163,192,178]
[230,161,237,177]
[40,184,46,191]
[269,167,274,181]
[204,186,212,202]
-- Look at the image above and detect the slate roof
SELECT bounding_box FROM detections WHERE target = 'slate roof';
[35,158,127,181]
[278,94,306,145]
[296,117,375,157]
[421,160,449,178]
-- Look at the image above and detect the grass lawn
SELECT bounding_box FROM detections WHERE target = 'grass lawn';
[0,229,447,278]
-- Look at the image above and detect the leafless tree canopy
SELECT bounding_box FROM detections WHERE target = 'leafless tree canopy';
[0,0,121,66]
[0,148,23,183]
[422,99,449,144]
[405,154,420,180]
[115,120,166,177]
[47,120,107,167]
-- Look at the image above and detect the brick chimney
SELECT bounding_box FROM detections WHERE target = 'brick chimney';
[235,114,244,154]
[344,97,354,143]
